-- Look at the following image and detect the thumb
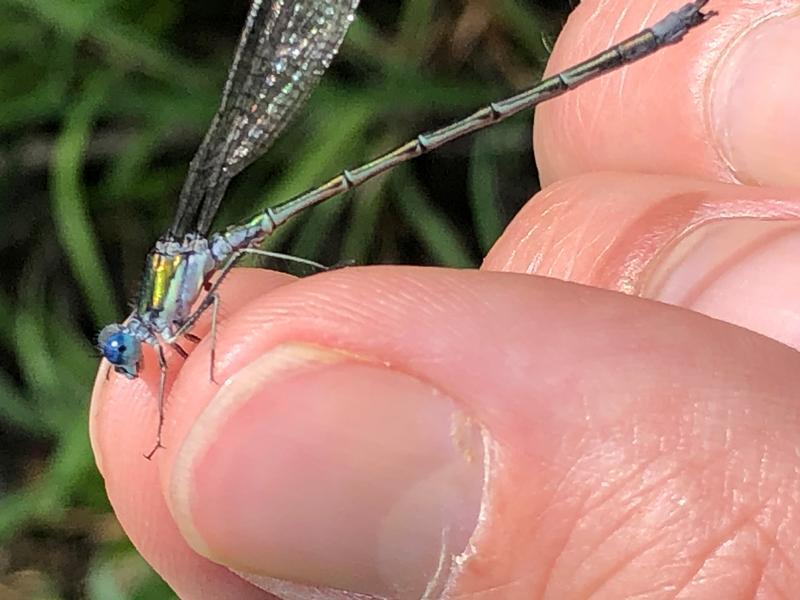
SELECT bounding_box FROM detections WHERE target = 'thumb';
[159,268,800,598]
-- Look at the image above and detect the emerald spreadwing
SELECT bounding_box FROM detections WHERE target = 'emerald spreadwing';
[97,0,716,458]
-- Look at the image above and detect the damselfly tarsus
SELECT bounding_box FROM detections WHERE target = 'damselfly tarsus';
[97,0,716,458]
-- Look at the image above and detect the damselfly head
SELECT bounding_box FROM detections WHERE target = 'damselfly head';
[98,324,142,379]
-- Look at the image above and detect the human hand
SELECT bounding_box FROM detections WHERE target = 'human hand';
[90,0,800,598]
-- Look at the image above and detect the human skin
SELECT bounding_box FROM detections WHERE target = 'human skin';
[90,0,800,598]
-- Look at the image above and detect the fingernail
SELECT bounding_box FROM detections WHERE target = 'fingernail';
[170,343,485,599]
[711,12,800,186]
[643,219,800,349]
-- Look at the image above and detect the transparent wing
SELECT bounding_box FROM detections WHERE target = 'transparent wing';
[171,0,360,236]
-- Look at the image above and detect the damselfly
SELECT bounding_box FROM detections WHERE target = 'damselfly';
[97,0,716,458]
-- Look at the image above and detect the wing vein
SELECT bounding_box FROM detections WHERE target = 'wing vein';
[170,0,359,236]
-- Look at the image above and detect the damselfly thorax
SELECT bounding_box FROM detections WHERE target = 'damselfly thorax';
[137,236,216,341]
[135,212,279,342]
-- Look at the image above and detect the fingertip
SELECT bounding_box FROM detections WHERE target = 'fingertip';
[89,268,295,598]
[534,0,800,187]
[483,171,800,349]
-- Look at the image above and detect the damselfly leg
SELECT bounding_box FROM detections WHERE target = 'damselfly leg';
[171,249,331,384]
[143,344,169,460]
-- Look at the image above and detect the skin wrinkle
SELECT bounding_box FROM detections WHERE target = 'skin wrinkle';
[490,178,800,285]
[523,179,588,278]
[678,528,766,598]
[578,205,615,280]
[752,519,793,587]
[762,579,793,600]
[701,13,738,181]
[584,489,672,567]
[548,229,573,279]
[371,271,488,327]
[598,533,703,597]
[538,8,589,177]
[539,435,709,595]
[610,0,632,42]
[773,501,800,578]
[756,441,781,506]
[538,487,594,599]
[755,483,799,577]
[533,197,571,276]
[580,0,636,152]
[529,439,602,581]
[747,436,785,503]
[571,92,590,163]
[623,591,675,600]
[584,224,614,278]
[449,577,534,600]
[734,426,793,503]
[629,52,666,118]
[576,77,607,172]
[570,444,756,595]
[500,187,562,273]
[558,201,595,280]
[500,183,574,274]
[582,528,677,599]
[624,3,668,115]
[578,457,694,559]
[341,280,494,373]
[591,72,619,152]
[584,0,613,30]
[675,501,770,596]
[577,452,672,520]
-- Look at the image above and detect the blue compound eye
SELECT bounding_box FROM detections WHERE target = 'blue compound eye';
[97,324,141,378]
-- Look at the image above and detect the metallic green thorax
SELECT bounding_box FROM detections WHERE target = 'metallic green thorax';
[135,237,216,341]
[137,252,183,315]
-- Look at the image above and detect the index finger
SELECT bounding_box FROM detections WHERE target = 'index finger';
[535,0,800,188]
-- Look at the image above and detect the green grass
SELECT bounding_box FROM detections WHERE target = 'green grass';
[0,0,565,596]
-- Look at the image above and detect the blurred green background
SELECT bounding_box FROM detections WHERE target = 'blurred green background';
[0,0,570,597]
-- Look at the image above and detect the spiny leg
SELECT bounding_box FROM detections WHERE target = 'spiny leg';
[330,258,357,270]
[207,247,328,382]
[172,249,248,385]
[175,248,331,341]
[133,244,341,455]
[243,249,329,272]
[208,292,221,383]
[173,246,331,385]
[144,344,168,460]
